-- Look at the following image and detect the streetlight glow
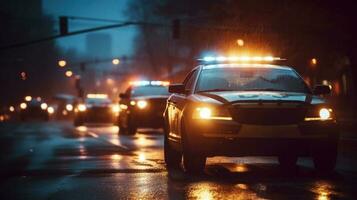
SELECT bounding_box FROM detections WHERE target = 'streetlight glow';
[9,106,15,112]
[20,71,27,80]
[311,58,317,65]
[65,70,73,77]
[58,60,67,67]
[112,58,120,65]
[25,96,32,102]
[237,39,244,47]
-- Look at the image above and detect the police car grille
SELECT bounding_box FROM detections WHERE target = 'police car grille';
[89,107,110,113]
[147,99,167,112]
[230,107,306,125]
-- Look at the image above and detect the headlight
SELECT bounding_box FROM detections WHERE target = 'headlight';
[20,102,27,110]
[319,108,331,120]
[66,104,73,111]
[192,106,232,120]
[47,106,54,114]
[130,100,136,106]
[41,103,48,110]
[137,100,148,109]
[112,104,120,113]
[120,104,128,110]
[197,107,212,119]
[77,104,86,112]
[304,107,333,121]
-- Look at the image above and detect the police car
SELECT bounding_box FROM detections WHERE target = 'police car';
[118,81,170,135]
[164,56,339,173]
[74,94,119,126]
[19,97,50,121]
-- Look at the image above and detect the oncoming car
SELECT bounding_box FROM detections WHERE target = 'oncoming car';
[74,94,119,126]
[118,81,170,135]
[164,56,339,173]
[19,98,50,121]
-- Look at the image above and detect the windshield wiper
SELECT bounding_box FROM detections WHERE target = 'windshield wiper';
[243,88,287,92]
[197,88,234,93]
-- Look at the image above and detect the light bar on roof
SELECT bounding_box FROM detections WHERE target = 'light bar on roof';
[130,81,150,86]
[200,56,283,63]
[87,94,108,99]
[130,81,170,86]
[150,81,170,86]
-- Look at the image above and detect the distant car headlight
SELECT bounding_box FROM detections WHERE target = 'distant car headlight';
[120,104,128,110]
[192,106,232,120]
[77,104,87,112]
[112,104,120,113]
[130,100,136,106]
[66,104,73,111]
[41,103,48,110]
[20,102,27,110]
[47,106,54,114]
[304,107,333,121]
[137,100,148,109]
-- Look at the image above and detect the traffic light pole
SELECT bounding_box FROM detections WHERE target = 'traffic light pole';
[0,22,136,51]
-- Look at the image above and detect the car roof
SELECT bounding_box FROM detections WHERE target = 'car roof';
[201,63,293,70]
[131,84,168,89]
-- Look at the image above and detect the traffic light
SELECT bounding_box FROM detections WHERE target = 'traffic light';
[172,19,180,39]
[75,76,81,90]
[59,16,68,35]
[80,63,86,72]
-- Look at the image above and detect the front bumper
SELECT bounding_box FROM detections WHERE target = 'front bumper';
[130,110,164,128]
[76,109,116,123]
[181,119,339,157]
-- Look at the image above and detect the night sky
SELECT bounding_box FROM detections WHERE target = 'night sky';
[42,0,136,57]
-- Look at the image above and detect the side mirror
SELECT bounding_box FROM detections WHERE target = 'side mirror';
[119,93,128,99]
[313,85,331,95]
[168,84,185,94]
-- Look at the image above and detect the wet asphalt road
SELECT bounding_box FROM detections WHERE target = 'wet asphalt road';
[0,121,357,199]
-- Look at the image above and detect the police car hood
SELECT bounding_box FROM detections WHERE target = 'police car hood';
[132,95,169,101]
[194,91,324,105]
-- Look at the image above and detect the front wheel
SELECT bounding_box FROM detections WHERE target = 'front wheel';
[182,151,206,174]
[313,141,338,173]
[127,125,137,135]
[164,136,182,170]
[181,119,206,174]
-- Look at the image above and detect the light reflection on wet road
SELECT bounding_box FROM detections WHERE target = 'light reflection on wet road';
[0,121,357,199]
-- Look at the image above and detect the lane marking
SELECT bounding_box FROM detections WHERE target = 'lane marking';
[87,130,130,150]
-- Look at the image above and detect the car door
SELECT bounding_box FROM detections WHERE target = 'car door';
[168,69,199,140]
[119,87,131,127]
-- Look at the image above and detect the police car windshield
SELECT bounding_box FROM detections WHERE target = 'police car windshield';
[196,66,310,93]
[85,98,111,105]
[131,85,169,97]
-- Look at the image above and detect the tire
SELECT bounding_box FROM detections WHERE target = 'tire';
[313,141,338,173]
[182,150,206,174]
[126,116,137,135]
[181,120,206,174]
[278,154,298,171]
[164,132,182,170]
[118,126,126,134]
[127,125,137,135]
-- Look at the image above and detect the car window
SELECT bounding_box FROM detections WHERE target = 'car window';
[85,98,111,105]
[184,69,198,92]
[196,66,309,93]
[131,85,169,97]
